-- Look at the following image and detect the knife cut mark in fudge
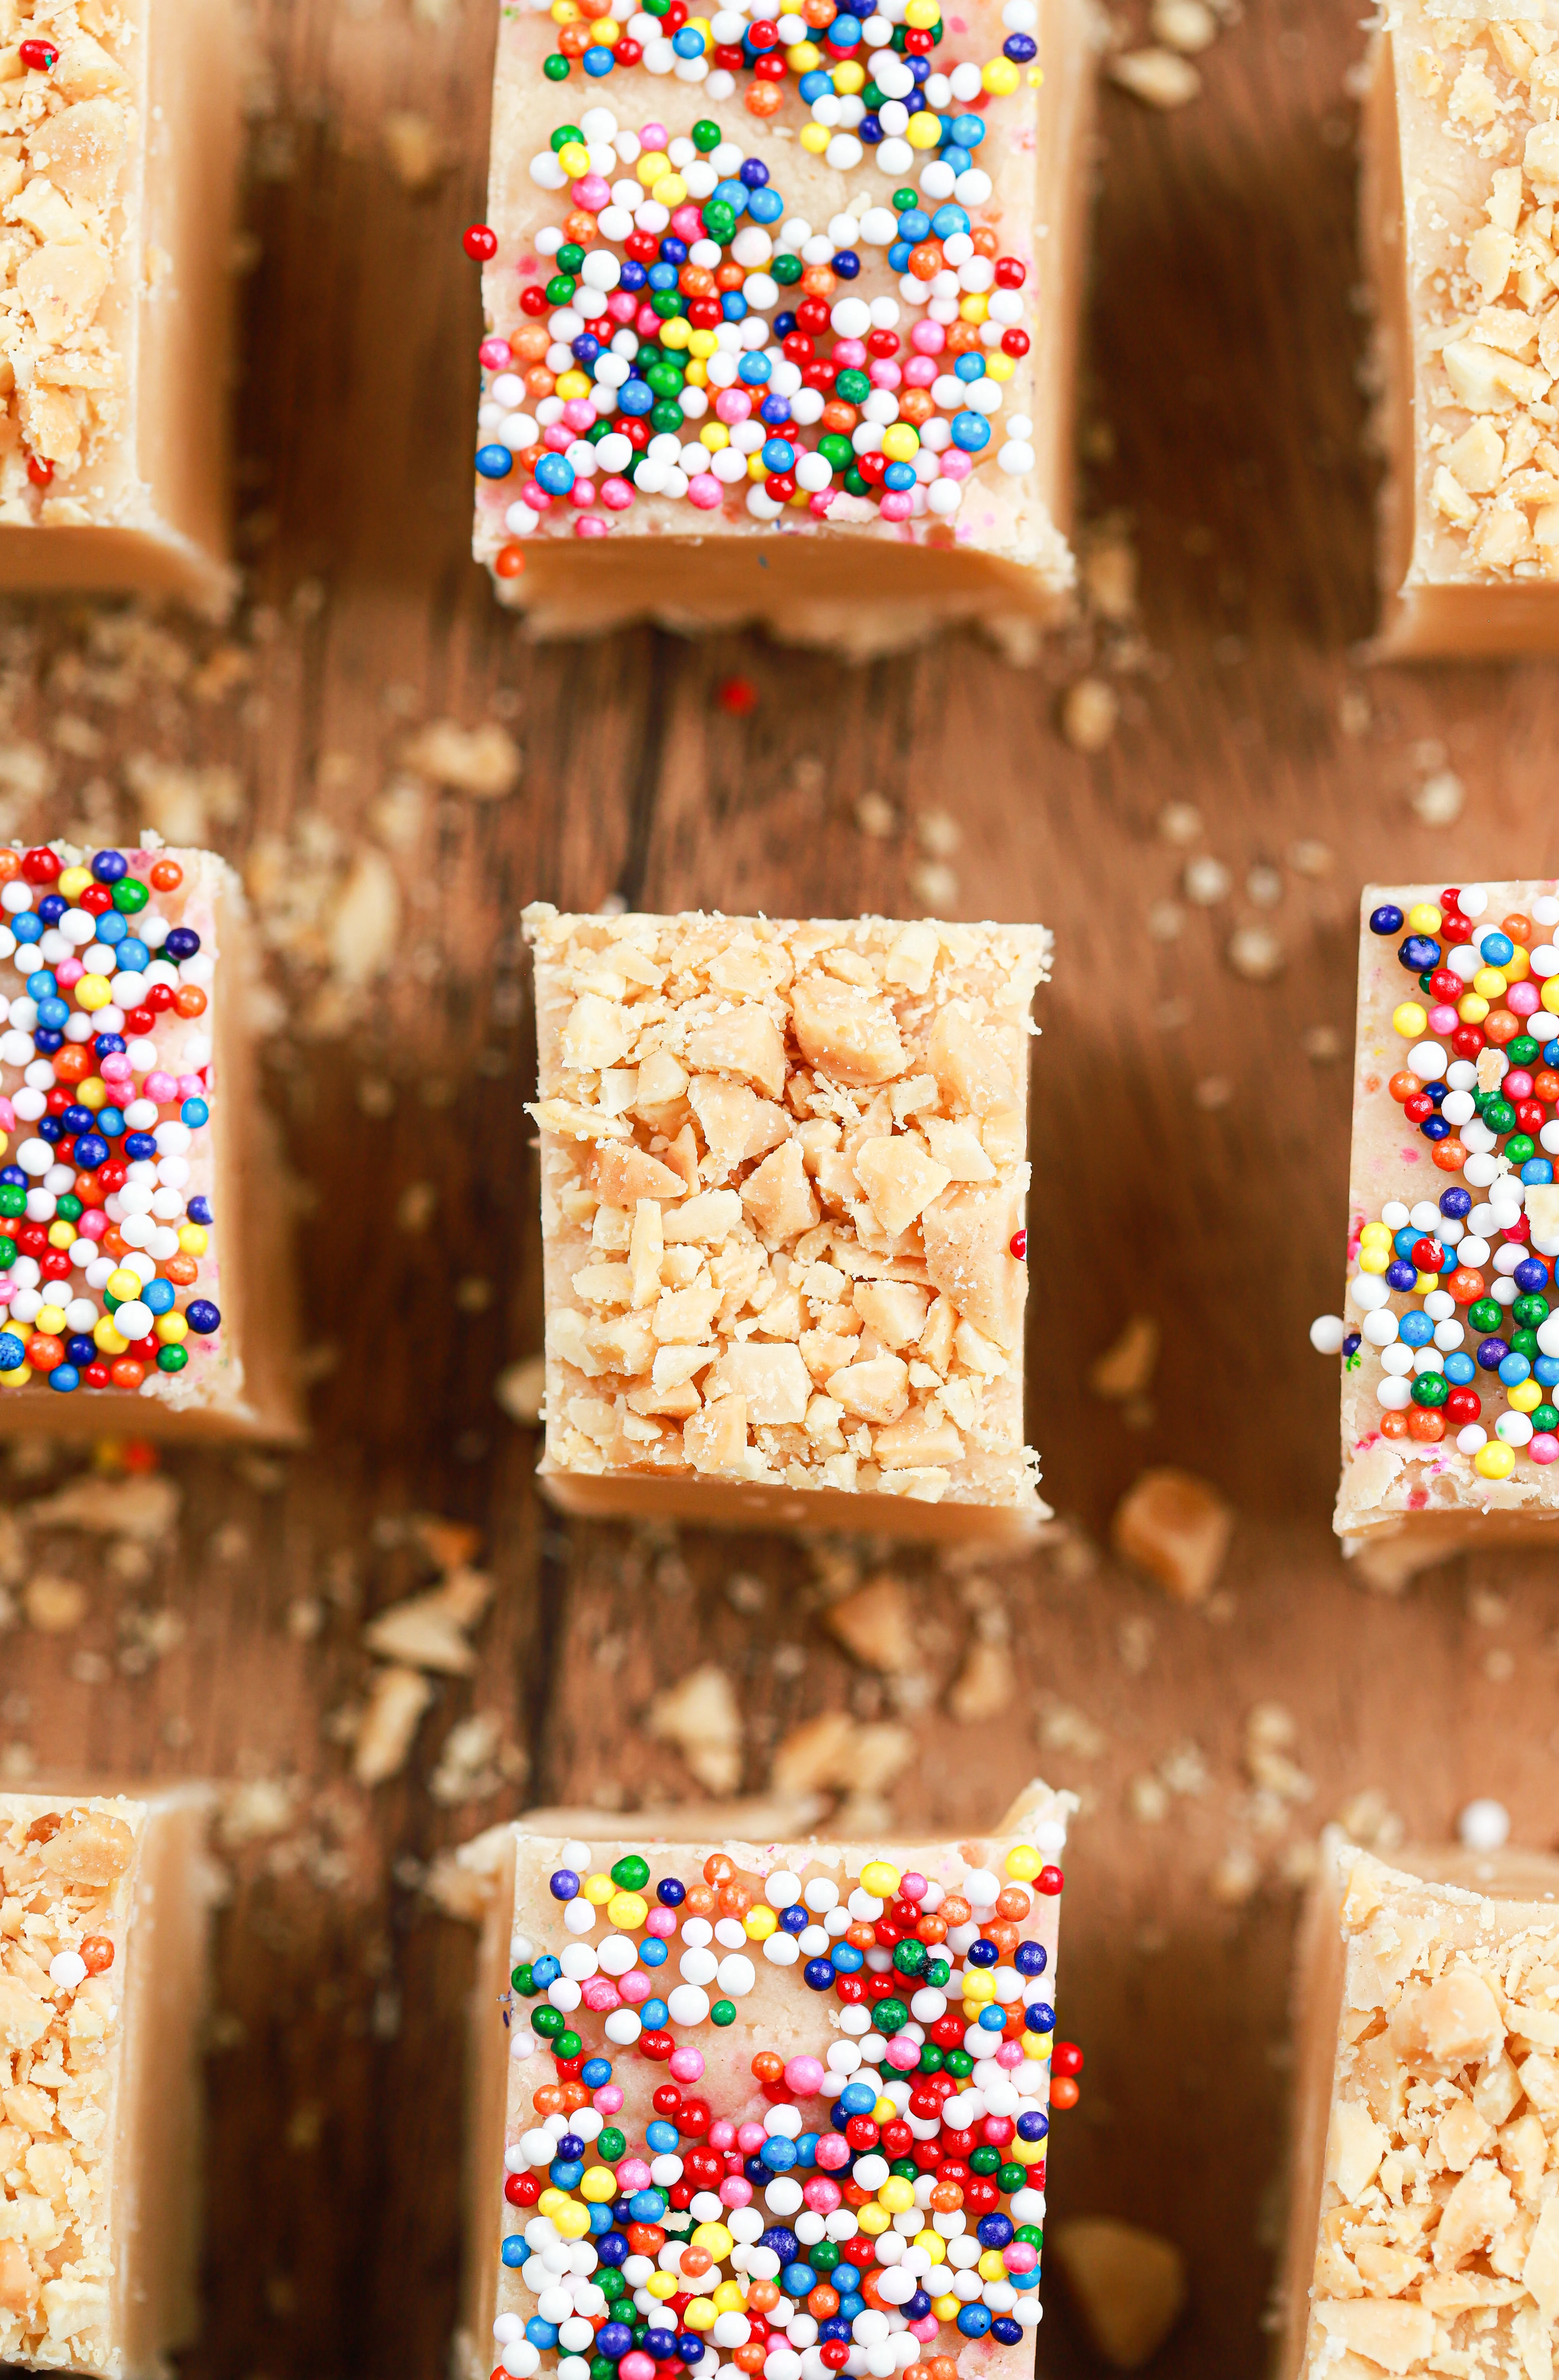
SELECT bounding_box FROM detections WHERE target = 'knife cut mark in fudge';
[1284,1840,1559,2380]
[1316,881,1559,1577]
[0,839,301,1440]
[1363,0,1559,656]
[469,0,1096,647]
[453,1786,1073,2380]
[0,1787,213,2379]
[0,0,237,605]
[524,905,1047,1537]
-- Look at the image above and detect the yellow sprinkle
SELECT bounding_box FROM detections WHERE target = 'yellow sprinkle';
[584,1871,615,1904]
[653,173,688,206]
[1509,1378,1543,1412]
[745,1905,778,1938]
[1473,968,1508,1001]
[608,1890,648,1927]
[1459,993,1490,1025]
[1406,902,1443,934]
[34,1305,64,1335]
[1392,1002,1428,1038]
[799,122,830,152]
[985,352,1015,381]
[1475,1441,1517,1480]
[58,867,90,900]
[906,112,941,148]
[555,370,591,400]
[857,2203,890,2236]
[558,142,591,176]
[684,2303,718,2332]
[747,453,767,480]
[637,150,669,185]
[787,39,821,66]
[982,54,1019,91]
[646,2274,678,2301]
[46,1221,72,1249]
[701,422,730,450]
[861,1860,900,1896]
[958,292,989,322]
[881,422,919,460]
[833,58,865,90]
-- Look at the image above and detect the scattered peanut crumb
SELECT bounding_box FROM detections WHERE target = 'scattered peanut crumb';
[648,1665,744,1795]
[1288,838,1333,876]
[380,109,448,194]
[946,1637,1012,1723]
[1060,676,1119,752]
[362,1567,491,1676]
[821,1576,918,1674]
[1110,46,1202,107]
[1052,2218,1188,2370]
[22,1575,88,1633]
[1158,801,1202,845]
[1413,769,1465,827]
[1111,1467,1233,1605]
[1089,1314,1160,1403]
[354,1666,436,1787]
[400,719,522,798]
[496,1354,546,1427]
[1227,922,1284,981]
[1183,854,1231,905]
[1209,1843,1260,1906]
[1151,0,1218,50]
[854,791,897,838]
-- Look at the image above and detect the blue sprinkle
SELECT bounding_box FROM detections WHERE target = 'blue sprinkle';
[476,443,514,479]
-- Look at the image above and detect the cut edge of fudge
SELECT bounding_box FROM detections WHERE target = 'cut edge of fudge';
[0,0,239,610]
[0,841,304,1445]
[1334,879,1559,1574]
[471,0,1097,655]
[1285,1833,1559,2380]
[0,1783,216,2379]
[524,905,1049,1539]
[1363,4,1559,659]
[453,1774,1075,2380]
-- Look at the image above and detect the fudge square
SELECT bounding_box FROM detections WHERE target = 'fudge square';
[1321,881,1559,1581]
[0,840,301,1441]
[0,0,238,606]
[470,0,1095,651]
[523,904,1047,1538]
[1362,0,1559,657]
[1282,1838,1559,2380]
[0,1786,214,2378]
[452,1779,1073,2380]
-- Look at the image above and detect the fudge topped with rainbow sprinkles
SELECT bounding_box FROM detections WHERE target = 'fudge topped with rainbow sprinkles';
[1319,881,1559,1577]
[455,1785,1075,2380]
[467,0,1096,647]
[0,839,300,1440]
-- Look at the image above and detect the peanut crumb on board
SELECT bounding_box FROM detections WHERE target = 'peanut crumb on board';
[1111,1467,1234,1605]
[1051,2217,1189,2369]
[1110,46,1203,107]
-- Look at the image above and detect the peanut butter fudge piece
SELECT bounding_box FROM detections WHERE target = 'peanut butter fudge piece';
[0,1786,214,2378]
[452,1779,1075,2380]
[1283,1837,1559,2380]
[523,904,1047,1538]
[1362,0,1559,657]
[0,839,301,1441]
[0,0,238,606]
[1317,881,1559,1582]
[468,0,1096,653]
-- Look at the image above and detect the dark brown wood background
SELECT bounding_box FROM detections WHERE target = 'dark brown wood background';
[8,2,1559,2377]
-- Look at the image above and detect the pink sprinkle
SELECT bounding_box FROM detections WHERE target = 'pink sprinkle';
[646,1907,676,1938]
[100,1053,133,1083]
[670,202,702,240]
[687,473,722,509]
[1504,1212,1532,1243]
[719,2176,754,2207]
[0,1282,13,1305]
[908,2318,940,2342]
[581,1978,621,2011]
[813,2133,850,2170]
[808,491,833,518]
[669,2046,705,2082]
[884,2038,919,2071]
[996,2040,1023,2069]
[145,1070,178,1103]
[621,2355,656,2380]
[570,480,597,507]
[708,2121,735,2151]
[617,2158,652,2191]
[1511,980,1541,1015]
[607,290,637,323]
[716,389,752,424]
[1003,2244,1037,2274]
[543,423,573,452]
[600,476,636,510]
[176,1072,204,1099]
[56,957,83,988]
[899,1873,927,1900]
[785,2056,825,2095]
[1427,1004,1459,1034]
[879,492,912,522]
[1532,1433,1559,1464]
[1507,1070,1535,1100]
[833,337,866,368]
[619,1969,651,2004]
[736,2121,766,2154]
[910,321,945,354]
[868,360,902,391]
[802,2178,840,2212]
[940,451,973,480]
[574,174,611,210]
[594,2084,624,2115]
[480,337,512,370]
[523,484,552,512]
[563,398,596,432]
[640,122,668,148]
[903,356,936,387]
[80,1211,106,1241]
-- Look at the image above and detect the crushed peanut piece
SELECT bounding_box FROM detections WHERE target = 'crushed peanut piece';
[1111,1467,1234,1605]
[1052,2218,1188,2369]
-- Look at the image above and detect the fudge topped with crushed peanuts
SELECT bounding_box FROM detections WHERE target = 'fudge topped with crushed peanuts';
[523,905,1048,1520]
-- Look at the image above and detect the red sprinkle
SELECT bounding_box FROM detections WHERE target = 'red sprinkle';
[463,222,498,261]
[1036,1863,1064,1895]
[20,37,58,69]
[716,677,758,715]
[1009,1229,1027,1259]
[25,455,52,487]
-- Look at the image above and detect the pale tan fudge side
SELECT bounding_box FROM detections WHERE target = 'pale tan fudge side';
[1364,3,1559,657]
[523,904,1047,1539]
[0,0,237,606]
[455,1779,1073,2380]
[1334,879,1559,1578]
[474,0,1095,655]
[0,1786,214,2380]
[1286,1843,1559,2380]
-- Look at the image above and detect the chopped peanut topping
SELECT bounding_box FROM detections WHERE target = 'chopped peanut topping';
[524,907,1049,1511]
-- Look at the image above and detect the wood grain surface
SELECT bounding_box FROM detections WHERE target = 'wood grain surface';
[7,3,1559,2379]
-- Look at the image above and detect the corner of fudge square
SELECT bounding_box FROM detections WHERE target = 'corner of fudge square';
[523,905,1049,1541]
[0,839,302,1443]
